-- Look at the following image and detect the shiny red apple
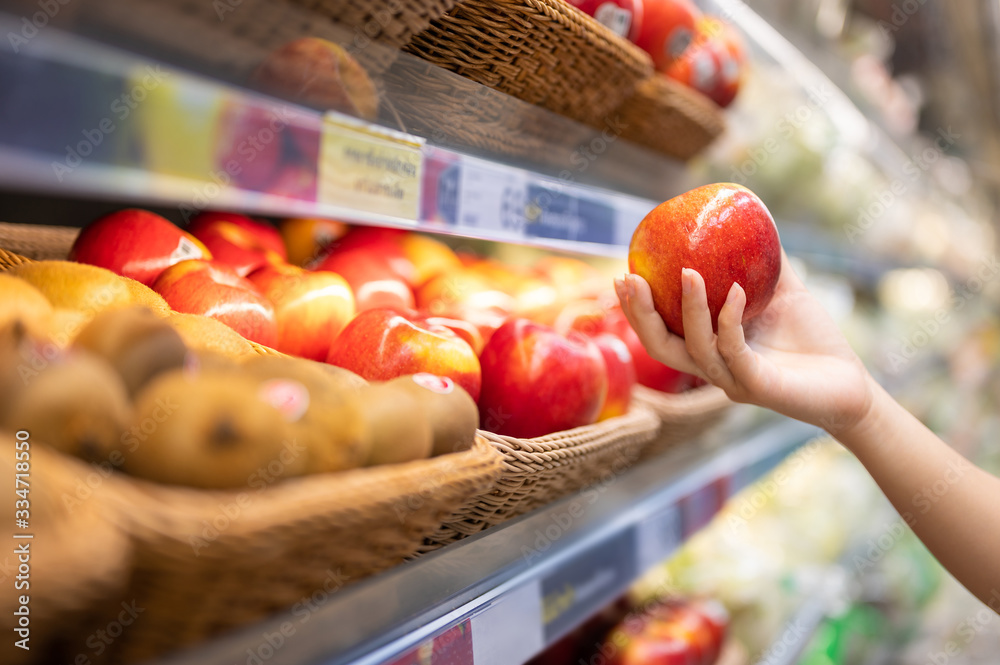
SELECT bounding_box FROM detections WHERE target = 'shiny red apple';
[68,208,211,286]
[152,259,278,346]
[311,248,415,312]
[634,0,701,72]
[478,318,607,438]
[592,332,636,420]
[247,262,355,361]
[328,226,417,287]
[628,183,781,338]
[603,306,697,393]
[187,212,286,276]
[415,314,486,355]
[326,308,481,400]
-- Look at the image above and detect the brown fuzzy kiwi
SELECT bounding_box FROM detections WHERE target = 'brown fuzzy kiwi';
[124,368,304,489]
[356,380,434,466]
[73,306,188,396]
[391,375,480,456]
[316,363,368,392]
[243,354,371,473]
[121,276,173,316]
[0,349,131,463]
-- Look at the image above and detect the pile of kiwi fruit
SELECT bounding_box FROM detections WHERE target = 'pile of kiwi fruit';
[0,265,480,490]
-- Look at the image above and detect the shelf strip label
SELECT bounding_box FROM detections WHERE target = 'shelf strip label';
[318,113,423,220]
[470,581,543,665]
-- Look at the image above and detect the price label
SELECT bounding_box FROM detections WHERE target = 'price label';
[635,505,682,572]
[318,114,423,220]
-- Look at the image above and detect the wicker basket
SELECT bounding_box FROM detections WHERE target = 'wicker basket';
[0,223,78,261]
[631,384,733,459]
[286,0,460,50]
[6,436,501,664]
[611,76,726,161]
[405,0,653,127]
[422,405,660,550]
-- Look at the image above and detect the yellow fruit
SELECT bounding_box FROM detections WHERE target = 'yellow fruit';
[121,276,173,316]
[73,306,188,396]
[8,261,132,313]
[167,312,256,360]
[0,273,53,335]
[45,309,92,349]
[124,369,303,489]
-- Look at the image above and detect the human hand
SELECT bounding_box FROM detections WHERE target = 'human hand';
[614,252,874,434]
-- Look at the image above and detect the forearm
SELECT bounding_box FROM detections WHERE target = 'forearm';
[836,375,1000,608]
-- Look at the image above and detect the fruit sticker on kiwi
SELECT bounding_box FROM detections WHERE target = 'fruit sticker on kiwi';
[170,236,205,262]
[258,379,310,422]
[412,373,454,395]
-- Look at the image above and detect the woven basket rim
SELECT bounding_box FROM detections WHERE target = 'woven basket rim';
[477,404,659,451]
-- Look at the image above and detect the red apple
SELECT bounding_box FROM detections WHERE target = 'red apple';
[68,209,211,286]
[628,183,780,338]
[478,319,607,438]
[280,217,349,267]
[416,269,515,317]
[326,308,481,400]
[187,212,286,276]
[152,259,277,346]
[215,102,284,191]
[592,332,636,420]
[400,233,463,287]
[247,262,355,361]
[328,226,417,286]
[312,248,415,312]
[566,0,644,41]
[415,314,485,355]
[603,306,695,393]
[634,0,701,72]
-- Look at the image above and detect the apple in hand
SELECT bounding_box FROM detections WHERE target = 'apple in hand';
[69,209,211,287]
[327,308,481,401]
[312,248,415,312]
[152,259,278,346]
[187,212,286,276]
[247,262,355,361]
[478,319,607,438]
[592,332,636,420]
[628,183,780,338]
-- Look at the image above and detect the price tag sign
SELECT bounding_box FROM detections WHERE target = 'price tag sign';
[318,114,423,220]
[635,505,682,572]
[540,531,636,643]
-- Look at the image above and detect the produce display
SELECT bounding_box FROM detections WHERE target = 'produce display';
[566,0,746,108]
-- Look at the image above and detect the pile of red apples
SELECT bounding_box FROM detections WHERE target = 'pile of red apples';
[68,209,701,439]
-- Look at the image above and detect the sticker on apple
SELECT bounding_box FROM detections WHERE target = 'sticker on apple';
[170,236,205,262]
[594,3,632,38]
[412,373,455,394]
[258,379,311,422]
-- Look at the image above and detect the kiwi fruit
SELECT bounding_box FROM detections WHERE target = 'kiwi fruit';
[243,354,371,473]
[0,349,131,462]
[390,375,480,456]
[73,306,188,396]
[124,368,304,489]
[167,312,256,360]
[356,380,434,466]
[316,363,368,392]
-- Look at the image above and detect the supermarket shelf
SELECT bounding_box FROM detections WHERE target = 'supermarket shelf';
[0,13,670,257]
[155,415,820,665]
